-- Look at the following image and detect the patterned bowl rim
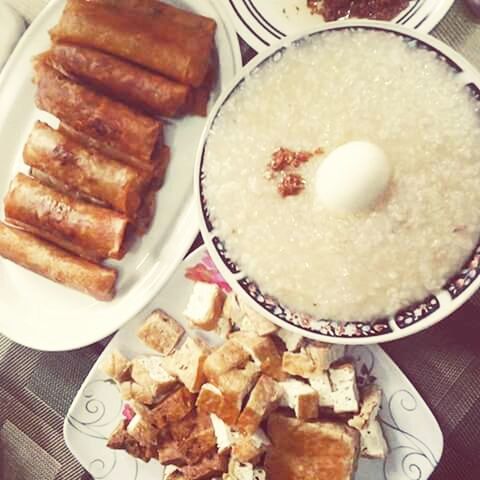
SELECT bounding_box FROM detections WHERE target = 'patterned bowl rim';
[194,20,480,344]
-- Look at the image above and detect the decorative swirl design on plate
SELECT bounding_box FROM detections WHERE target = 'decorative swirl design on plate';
[345,347,439,479]
[381,390,438,480]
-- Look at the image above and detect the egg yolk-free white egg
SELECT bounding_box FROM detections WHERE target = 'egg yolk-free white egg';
[315,141,392,213]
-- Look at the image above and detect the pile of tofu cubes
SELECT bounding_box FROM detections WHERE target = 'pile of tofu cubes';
[102,280,388,480]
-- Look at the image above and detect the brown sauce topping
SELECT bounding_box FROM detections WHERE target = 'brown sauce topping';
[309,0,410,21]
[266,147,323,198]
[278,173,305,197]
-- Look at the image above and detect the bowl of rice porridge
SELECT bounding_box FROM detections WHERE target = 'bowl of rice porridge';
[195,21,480,344]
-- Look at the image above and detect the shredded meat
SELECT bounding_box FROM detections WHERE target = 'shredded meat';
[310,0,410,21]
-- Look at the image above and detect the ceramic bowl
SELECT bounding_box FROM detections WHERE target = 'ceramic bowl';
[195,21,480,344]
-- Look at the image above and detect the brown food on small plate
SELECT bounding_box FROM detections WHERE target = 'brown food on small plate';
[309,0,410,21]
[104,292,390,478]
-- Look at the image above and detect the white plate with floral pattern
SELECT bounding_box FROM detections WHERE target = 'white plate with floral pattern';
[226,0,455,52]
[64,245,443,480]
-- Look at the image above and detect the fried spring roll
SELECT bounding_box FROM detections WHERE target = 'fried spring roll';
[34,62,163,165]
[0,222,117,301]
[190,50,218,117]
[30,168,108,207]
[24,121,146,216]
[44,44,192,118]
[86,0,216,31]
[58,122,170,191]
[50,0,217,87]
[4,174,129,261]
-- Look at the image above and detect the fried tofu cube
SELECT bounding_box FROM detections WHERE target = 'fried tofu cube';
[231,428,270,465]
[358,419,388,459]
[130,356,177,394]
[229,332,285,381]
[227,458,266,480]
[102,350,131,382]
[309,371,335,408]
[126,414,159,447]
[210,414,236,454]
[106,420,128,450]
[265,414,360,480]
[180,451,228,480]
[275,329,304,352]
[164,337,209,392]
[163,465,185,480]
[137,309,185,355]
[125,437,158,463]
[279,378,319,420]
[221,292,244,325]
[329,362,360,414]
[348,385,382,430]
[203,340,250,384]
[237,375,282,435]
[305,342,345,375]
[183,281,226,331]
[237,305,279,336]
[151,386,196,429]
[217,362,261,410]
[119,380,165,406]
[283,343,344,379]
[282,350,315,378]
[197,384,241,426]
[157,438,186,466]
[347,385,388,459]
[173,412,217,465]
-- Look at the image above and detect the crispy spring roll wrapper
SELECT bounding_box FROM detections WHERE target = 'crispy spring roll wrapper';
[30,168,108,208]
[44,44,192,118]
[24,121,146,216]
[59,122,170,191]
[190,50,218,117]
[50,0,217,87]
[34,62,163,164]
[4,174,129,261]
[0,222,117,301]
[58,122,157,177]
[86,0,216,31]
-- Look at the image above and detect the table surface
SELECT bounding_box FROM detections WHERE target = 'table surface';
[1,1,480,479]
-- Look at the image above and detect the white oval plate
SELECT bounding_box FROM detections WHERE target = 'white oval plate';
[226,0,455,52]
[0,0,242,351]
[64,245,443,480]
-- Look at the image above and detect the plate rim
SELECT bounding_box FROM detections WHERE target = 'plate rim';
[226,0,456,52]
[0,0,242,352]
[195,20,480,345]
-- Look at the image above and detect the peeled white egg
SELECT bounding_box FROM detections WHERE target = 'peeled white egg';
[315,141,392,213]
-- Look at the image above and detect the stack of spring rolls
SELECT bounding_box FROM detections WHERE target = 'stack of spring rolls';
[0,0,217,301]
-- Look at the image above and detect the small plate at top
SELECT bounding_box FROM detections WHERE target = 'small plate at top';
[0,0,241,351]
[226,0,455,52]
[64,245,443,480]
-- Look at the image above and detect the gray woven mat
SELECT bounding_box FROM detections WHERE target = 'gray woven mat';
[1,2,480,479]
